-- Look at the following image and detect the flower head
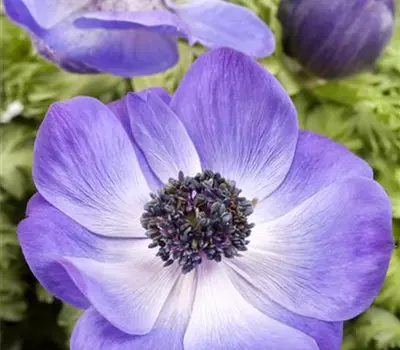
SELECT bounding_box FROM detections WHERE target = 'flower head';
[4,0,274,77]
[19,48,393,349]
[278,0,396,79]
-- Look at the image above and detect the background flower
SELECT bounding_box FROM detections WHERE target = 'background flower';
[17,48,394,349]
[3,0,274,77]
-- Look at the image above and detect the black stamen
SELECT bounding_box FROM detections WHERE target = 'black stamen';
[141,171,256,274]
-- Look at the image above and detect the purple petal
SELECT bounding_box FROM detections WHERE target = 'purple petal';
[33,96,150,238]
[107,87,172,190]
[18,195,145,308]
[71,273,196,349]
[4,0,41,34]
[20,0,88,28]
[226,268,343,350]
[31,34,99,73]
[140,87,171,105]
[108,87,172,141]
[172,0,275,57]
[183,261,318,349]
[26,192,48,215]
[76,10,190,38]
[171,48,298,201]
[127,91,202,184]
[71,308,135,350]
[253,130,373,223]
[228,177,394,321]
[107,88,172,191]
[43,19,179,77]
[59,246,180,335]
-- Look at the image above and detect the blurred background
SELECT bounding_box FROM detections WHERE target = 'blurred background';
[0,0,399,349]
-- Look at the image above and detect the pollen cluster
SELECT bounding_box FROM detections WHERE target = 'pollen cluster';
[141,171,255,274]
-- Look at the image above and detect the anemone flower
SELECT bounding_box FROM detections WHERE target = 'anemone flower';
[4,0,274,77]
[19,48,393,349]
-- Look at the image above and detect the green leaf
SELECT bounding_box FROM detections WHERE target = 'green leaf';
[0,124,35,199]
[57,304,84,339]
[356,307,400,349]
[35,284,54,304]
[0,298,27,323]
[375,252,400,314]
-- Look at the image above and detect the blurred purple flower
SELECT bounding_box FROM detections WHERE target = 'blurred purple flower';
[4,0,274,77]
[278,0,396,79]
[19,48,393,349]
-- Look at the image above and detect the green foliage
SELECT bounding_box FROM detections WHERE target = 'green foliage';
[343,307,400,350]
[1,1,400,349]
[0,212,27,322]
[0,124,35,199]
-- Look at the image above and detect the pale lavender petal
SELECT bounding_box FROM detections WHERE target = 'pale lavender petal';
[20,0,88,28]
[18,195,145,308]
[183,261,318,350]
[107,89,172,191]
[33,96,151,238]
[127,91,202,183]
[228,177,393,321]
[107,87,171,141]
[77,10,190,38]
[141,87,171,105]
[171,48,298,201]
[71,273,196,349]
[172,0,275,57]
[253,130,373,223]
[226,267,343,350]
[59,244,180,335]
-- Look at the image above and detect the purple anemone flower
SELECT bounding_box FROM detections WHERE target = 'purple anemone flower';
[19,48,393,349]
[4,0,274,77]
[278,0,396,79]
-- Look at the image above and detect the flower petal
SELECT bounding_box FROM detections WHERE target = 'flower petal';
[71,308,134,350]
[4,0,41,34]
[77,10,190,38]
[172,0,275,57]
[33,96,150,238]
[18,195,144,308]
[71,273,196,350]
[20,0,88,28]
[107,88,172,141]
[31,34,99,73]
[107,89,171,191]
[171,48,298,201]
[127,91,202,184]
[226,267,343,350]
[43,18,179,77]
[253,130,373,223]
[60,247,180,335]
[183,261,318,349]
[228,177,394,321]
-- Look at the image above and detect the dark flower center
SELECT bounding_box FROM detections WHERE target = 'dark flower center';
[141,171,256,274]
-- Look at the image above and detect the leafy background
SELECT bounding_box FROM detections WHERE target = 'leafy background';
[0,0,399,349]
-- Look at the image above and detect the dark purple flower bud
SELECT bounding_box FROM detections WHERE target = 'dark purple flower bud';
[278,0,396,79]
